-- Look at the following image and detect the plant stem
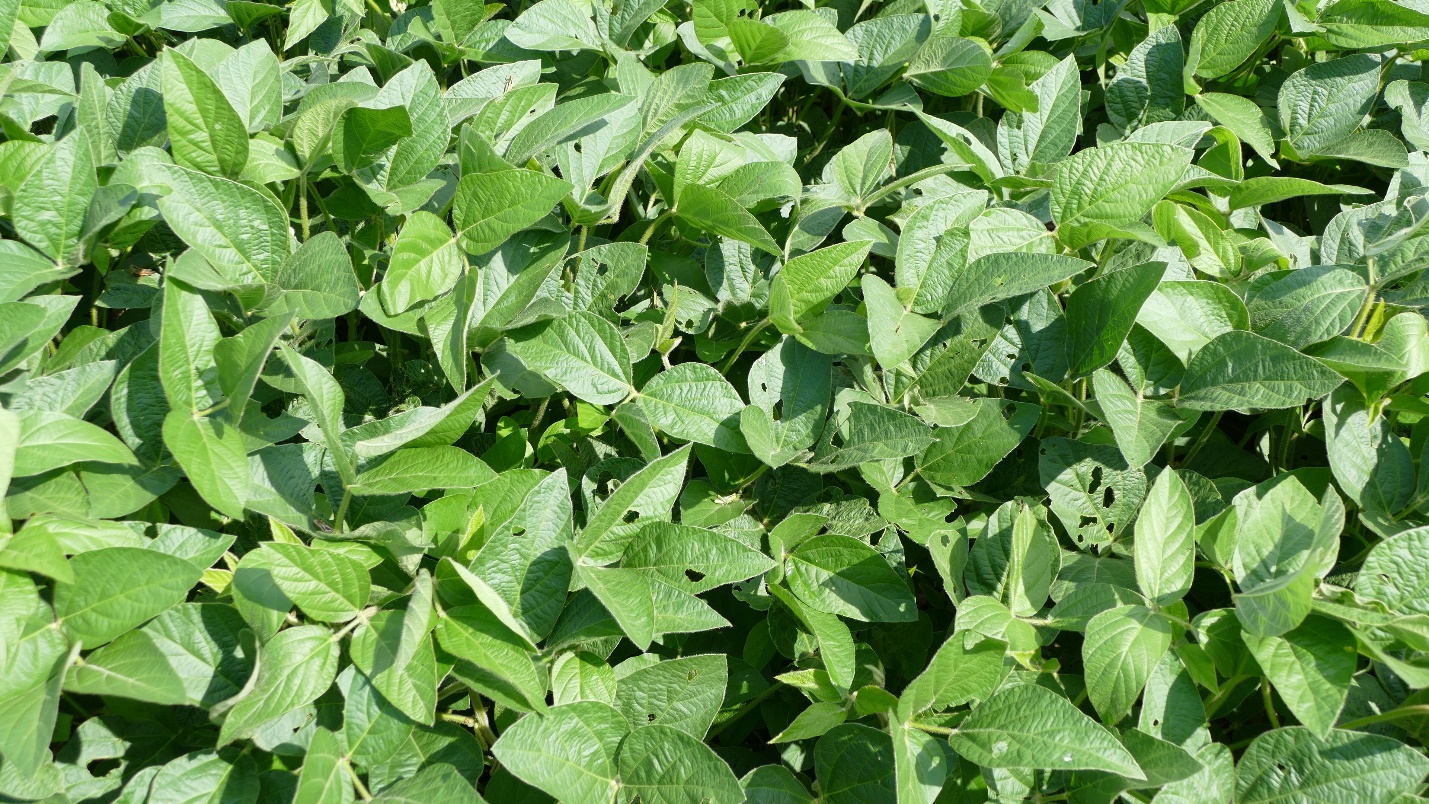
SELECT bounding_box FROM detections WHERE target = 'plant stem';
[706,683,780,740]
[639,209,674,245]
[299,174,310,241]
[1178,411,1223,468]
[334,487,352,533]
[719,319,770,373]
[906,721,954,736]
[1340,704,1429,730]
[802,100,846,165]
[1261,679,1282,729]
[345,761,372,801]
[1351,291,1377,339]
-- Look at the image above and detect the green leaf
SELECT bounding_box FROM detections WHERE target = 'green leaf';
[468,469,573,639]
[897,633,1007,721]
[1190,0,1280,79]
[146,749,260,804]
[575,445,690,563]
[1244,615,1356,737]
[294,727,353,804]
[1179,331,1343,411]
[1323,386,1414,516]
[0,611,74,777]
[370,766,486,804]
[1196,92,1280,165]
[1093,369,1189,469]
[12,410,136,476]
[218,624,340,745]
[155,164,292,282]
[453,169,573,256]
[1356,526,1429,615]
[770,240,872,330]
[162,49,249,178]
[617,723,743,804]
[380,211,463,315]
[771,701,847,743]
[1232,475,1336,637]
[1236,728,1429,803]
[615,654,727,738]
[947,682,1144,777]
[1136,279,1249,363]
[1050,142,1192,249]
[333,104,412,174]
[64,603,252,707]
[863,275,940,369]
[1082,604,1173,724]
[270,231,361,320]
[769,583,857,693]
[638,363,748,452]
[621,521,775,593]
[1229,177,1373,211]
[351,446,497,495]
[13,129,96,269]
[678,183,781,256]
[1106,26,1184,131]
[1134,468,1195,606]
[906,35,993,98]
[1278,55,1380,158]
[491,702,628,803]
[810,401,934,472]
[54,547,201,648]
[436,603,548,713]
[918,399,1039,488]
[815,724,896,804]
[507,94,635,165]
[162,411,248,520]
[941,252,1092,319]
[279,344,355,487]
[786,534,917,622]
[1247,266,1367,350]
[998,54,1082,172]
[262,542,370,623]
[740,337,832,467]
[891,718,950,804]
[1064,261,1166,376]
[505,312,634,406]
[350,584,438,725]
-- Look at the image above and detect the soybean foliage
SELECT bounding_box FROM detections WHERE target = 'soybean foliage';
[3,0,1429,801]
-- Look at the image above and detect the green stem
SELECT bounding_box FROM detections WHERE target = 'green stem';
[1203,675,1249,718]
[299,173,310,241]
[706,682,780,740]
[1178,411,1223,468]
[1261,679,1282,729]
[906,721,954,736]
[719,319,770,373]
[803,100,847,165]
[345,761,372,801]
[334,487,352,533]
[1351,291,1377,339]
[527,396,550,445]
[638,209,674,246]
[857,162,974,212]
[1340,704,1429,731]
[1352,256,1379,339]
